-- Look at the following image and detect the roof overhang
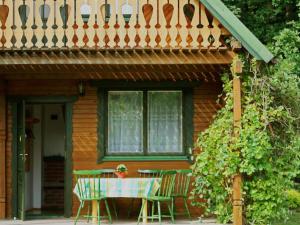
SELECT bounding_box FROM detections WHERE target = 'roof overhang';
[200,0,274,63]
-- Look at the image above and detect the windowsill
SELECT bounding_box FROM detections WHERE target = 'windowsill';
[100,155,190,162]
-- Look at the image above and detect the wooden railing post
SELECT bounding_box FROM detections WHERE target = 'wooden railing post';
[0,80,6,218]
[232,59,243,225]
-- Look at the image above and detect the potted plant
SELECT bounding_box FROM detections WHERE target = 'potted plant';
[115,164,128,178]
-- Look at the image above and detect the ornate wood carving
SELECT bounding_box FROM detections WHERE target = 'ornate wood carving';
[0,1,9,47]
[163,0,173,48]
[0,0,230,50]
[142,1,153,47]
[72,0,78,47]
[60,1,70,47]
[184,0,195,47]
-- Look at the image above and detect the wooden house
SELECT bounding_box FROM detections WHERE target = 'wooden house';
[0,0,273,223]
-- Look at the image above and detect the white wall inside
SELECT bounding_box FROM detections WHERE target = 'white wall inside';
[43,104,65,157]
[24,104,65,211]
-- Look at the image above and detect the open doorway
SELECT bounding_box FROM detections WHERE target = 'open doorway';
[24,104,66,219]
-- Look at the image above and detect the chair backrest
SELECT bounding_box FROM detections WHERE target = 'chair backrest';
[138,169,161,178]
[173,169,192,197]
[157,170,177,198]
[98,169,116,178]
[73,170,104,200]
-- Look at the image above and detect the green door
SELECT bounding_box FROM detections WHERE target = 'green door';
[16,101,26,220]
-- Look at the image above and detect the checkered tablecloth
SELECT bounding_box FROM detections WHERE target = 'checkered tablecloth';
[74,178,161,199]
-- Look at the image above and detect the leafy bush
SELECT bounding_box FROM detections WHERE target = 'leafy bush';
[287,190,300,209]
[191,53,300,224]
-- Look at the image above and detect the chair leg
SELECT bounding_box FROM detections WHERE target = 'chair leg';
[184,198,191,219]
[112,199,118,220]
[87,201,91,223]
[74,201,84,225]
[137,199,146,225]
[157,201,161,225]
[151,201,155,222]
[104,199,112,224]
[97,200,101,225]
[172,197,176,219]
[168,202,175,224]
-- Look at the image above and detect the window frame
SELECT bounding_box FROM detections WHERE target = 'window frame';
[107,90,144,154]
[147,90,183,154]
[97,82,195,163]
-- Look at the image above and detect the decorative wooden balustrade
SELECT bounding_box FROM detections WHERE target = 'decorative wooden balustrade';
[0,0,231,50]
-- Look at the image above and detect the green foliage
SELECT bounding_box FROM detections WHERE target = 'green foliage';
[274,211,300,225]
[191,1,300,224]
[222,0,299,43]
[116,164,128,172]
[191,53,300,224]
[286,189,300,209]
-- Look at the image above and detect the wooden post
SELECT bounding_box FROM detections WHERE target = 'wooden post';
[142,199,148,224]
[92,200,98,224]
[0,80,6,218]
[232,59,243,225]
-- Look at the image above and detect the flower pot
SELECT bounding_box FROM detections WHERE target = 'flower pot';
[115,171,127,178]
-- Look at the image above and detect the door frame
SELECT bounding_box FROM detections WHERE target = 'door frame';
[10,96,77,219]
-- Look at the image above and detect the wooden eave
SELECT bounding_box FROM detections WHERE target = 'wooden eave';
[0,48,233,65]
[0,49,232,82]
[200,0,274,62]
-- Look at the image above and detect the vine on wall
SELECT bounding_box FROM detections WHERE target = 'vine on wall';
[191,51,300,224]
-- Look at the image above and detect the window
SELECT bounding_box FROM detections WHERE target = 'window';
[108,91,143,153]
[148,91,182,153]
[107,90,182,154]
[97,85,194,162]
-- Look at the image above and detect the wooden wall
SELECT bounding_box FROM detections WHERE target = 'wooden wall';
[0,81,7,218]
[4,79,222,218]
[5,104,12,218]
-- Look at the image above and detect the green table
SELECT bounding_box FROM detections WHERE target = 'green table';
[74,178,161,224]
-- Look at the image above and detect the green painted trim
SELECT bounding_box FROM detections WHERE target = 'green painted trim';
[143,91,148,156]
[91,80,202,88]
[9,96,76,218]
[97,85,196,163]
[183,89,194,164]
[64,102,73,218]
[97,90,106,163]
[7,96,78,103]
[200,0,273,63]
[101,155,189,162]
[11,102,18,218]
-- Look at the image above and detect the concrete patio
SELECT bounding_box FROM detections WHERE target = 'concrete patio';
[0,219,225,225]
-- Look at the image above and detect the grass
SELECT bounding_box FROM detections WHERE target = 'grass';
[273,211,300,225]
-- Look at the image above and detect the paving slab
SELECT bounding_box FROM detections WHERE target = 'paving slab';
[0,219,225,225]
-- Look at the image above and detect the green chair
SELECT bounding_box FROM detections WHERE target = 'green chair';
[73,170,112,225]
[128,169,161,218]
[137,170,177,225]
[138,169,161,178]
[172,169,192,219]
[97,169,118,220]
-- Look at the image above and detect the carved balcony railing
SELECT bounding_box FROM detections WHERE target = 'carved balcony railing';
[0,0,232,50]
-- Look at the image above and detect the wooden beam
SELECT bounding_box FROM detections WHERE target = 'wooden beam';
[0,80,6,218]
[0,51,234,65]
[233,62,243,225]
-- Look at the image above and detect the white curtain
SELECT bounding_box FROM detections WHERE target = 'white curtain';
[148,91,182,153]
[108,91,143,153]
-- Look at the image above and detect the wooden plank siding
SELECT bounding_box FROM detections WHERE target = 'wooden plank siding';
[5,104,12,218]
[4,79,222,218]
[0,81,6,218]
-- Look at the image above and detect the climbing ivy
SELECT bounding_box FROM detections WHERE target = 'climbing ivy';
[191,43,300,224]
